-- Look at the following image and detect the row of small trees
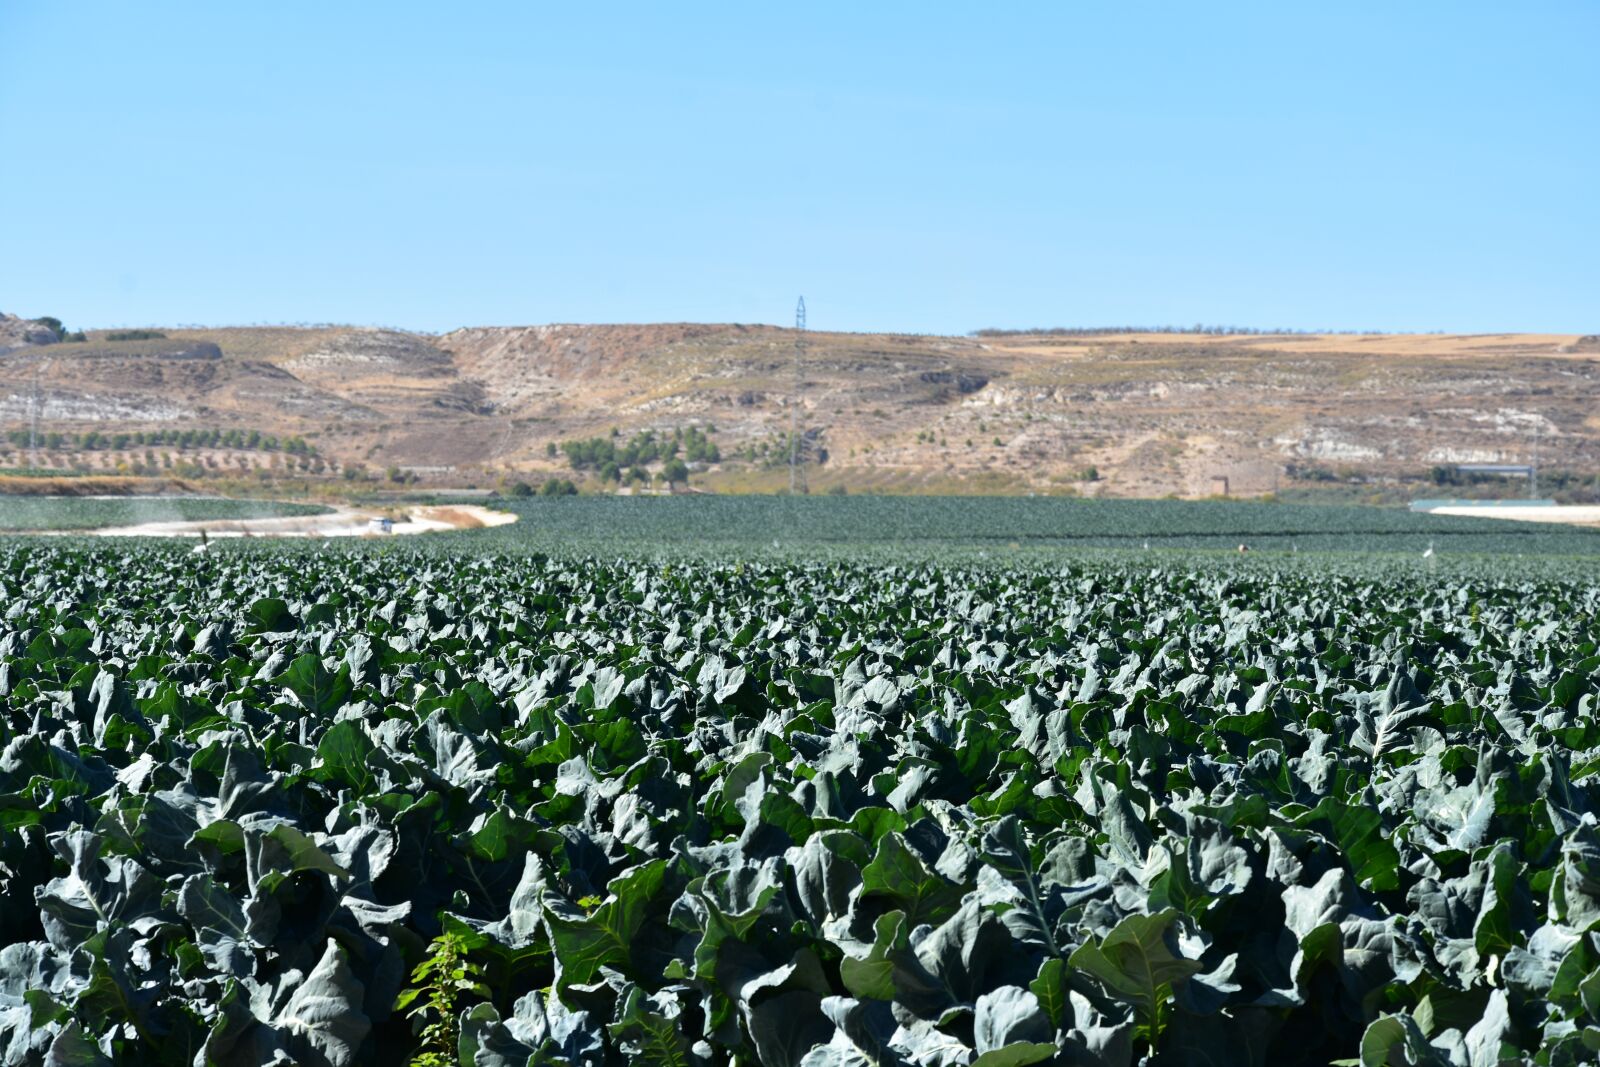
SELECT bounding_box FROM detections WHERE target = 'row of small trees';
[1,449,328,477]
[1,428,315,454]
[506,478,578,498]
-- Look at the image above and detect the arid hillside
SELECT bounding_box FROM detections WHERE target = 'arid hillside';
[2,314,1598,496]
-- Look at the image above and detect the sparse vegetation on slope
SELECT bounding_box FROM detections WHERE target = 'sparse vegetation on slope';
[2,322,1594,498]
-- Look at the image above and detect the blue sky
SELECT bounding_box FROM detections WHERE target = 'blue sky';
[2,2,1595,335]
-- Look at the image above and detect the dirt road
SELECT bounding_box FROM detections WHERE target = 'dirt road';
[89,504,517,538]
[1423,504,1600,527]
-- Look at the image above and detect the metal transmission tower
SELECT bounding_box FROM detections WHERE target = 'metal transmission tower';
[28,359,49,470]
[1531,419,1540,499]
[789,296,807,494]
[28,366,38,468]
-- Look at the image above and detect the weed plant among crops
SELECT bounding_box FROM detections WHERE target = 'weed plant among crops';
[4,539,1600,1064]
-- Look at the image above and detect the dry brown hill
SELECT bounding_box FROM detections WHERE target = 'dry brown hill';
[1,317,1596,496]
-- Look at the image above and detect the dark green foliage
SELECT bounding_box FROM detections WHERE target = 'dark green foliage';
[560,426,718,473]
[472,495,1600,557]
[737,429,815,470]
[2,540,1600,1064]
[396,932,489,1066]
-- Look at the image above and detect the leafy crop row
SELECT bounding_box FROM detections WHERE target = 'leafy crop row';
[3,543,1600,1064]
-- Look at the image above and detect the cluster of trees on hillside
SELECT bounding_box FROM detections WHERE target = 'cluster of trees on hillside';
[506,478,579,498]
[1535,470,1600,503]
[554,426,718,474]
[1431,465,1493,487]
[105,329,168,341]
[576,458,689,488]
[2,428,316,454]
[1421,466,1600,503]
[35,316,87,342]
[734,430,827,470]
[971,325,1431,338]
[1285,463,1344,483]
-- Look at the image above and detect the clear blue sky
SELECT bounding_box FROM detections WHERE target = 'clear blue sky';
[2,2,1595,335]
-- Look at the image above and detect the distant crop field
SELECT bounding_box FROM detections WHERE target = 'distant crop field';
[0,496,330,530]
[487,495,1600,556]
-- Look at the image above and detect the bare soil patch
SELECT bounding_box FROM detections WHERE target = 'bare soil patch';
[80,503,516,538]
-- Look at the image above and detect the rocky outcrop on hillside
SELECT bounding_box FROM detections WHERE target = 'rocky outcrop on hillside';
[0,313,59,352]
[284,328,453,377]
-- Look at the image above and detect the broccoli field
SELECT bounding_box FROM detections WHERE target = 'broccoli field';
[5,539,1600,1065]
[486,495,1600,556]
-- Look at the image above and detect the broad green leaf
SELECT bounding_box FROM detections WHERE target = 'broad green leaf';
[544,860,667,988]
[1067,909,1200,1028]
[1296,797,1401,892]
[313,719,376,792]
[860,832,964,928]
[277,654,353,717]
[275,941,371,1066]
